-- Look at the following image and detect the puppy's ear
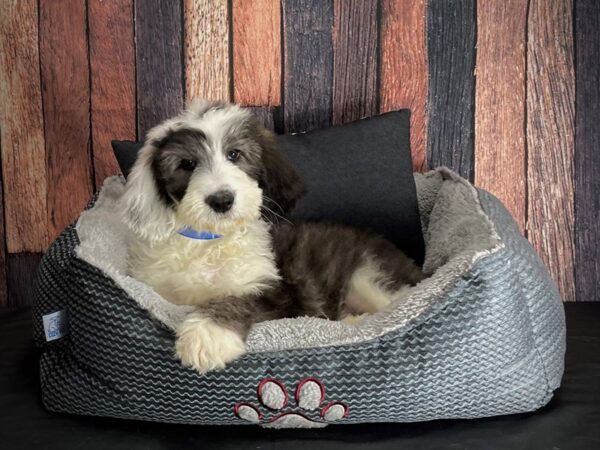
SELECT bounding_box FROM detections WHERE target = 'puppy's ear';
[119,144,176,242]
[254,124,305,215]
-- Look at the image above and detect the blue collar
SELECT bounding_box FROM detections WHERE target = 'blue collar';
[177,227,222,240]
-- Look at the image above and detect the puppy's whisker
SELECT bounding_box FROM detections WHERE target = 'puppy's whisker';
[262,195,286,215]
[262,195,293,225]
[259,209,275,226]
[262,205,292,226]
[261,209,278,227]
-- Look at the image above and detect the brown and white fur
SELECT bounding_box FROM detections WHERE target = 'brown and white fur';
[121,101,423,374]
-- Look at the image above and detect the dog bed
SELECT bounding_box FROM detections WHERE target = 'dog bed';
[33,167,565,428]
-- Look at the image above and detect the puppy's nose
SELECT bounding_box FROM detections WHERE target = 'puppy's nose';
[206,190,235,213]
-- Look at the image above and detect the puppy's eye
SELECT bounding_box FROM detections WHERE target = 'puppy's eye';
[226,149,241,162]
[179,159,197,171]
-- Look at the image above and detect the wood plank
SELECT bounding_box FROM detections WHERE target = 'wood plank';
[136,0,184,138]
[282,0,334,133]
[7,253,42,307]
[40,0,93,242]
[185,0,229,102]
[332,0,378,125]
[233,0,280,106]
[88,0,136,186]
[427,0,476,180]
[0,150,6,307]
[380,0,428,172]
[474,0,527,232]
[0,0,48,253]
[245,107,275,131]
[574,0,599,301]
[527,0,575,302]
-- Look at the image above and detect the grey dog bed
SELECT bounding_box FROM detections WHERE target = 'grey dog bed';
[33,168,565,428]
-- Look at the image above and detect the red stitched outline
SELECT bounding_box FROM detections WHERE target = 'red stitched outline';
[233,402,263,421]
[294,377,326,406]
[257,377,288,410]
[320,401,349,419]
[268,411,321,424]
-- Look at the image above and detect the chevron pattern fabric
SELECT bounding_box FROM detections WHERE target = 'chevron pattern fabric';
[32,186,565,426]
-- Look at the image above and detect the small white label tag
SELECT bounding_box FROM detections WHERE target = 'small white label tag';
[42,310,68,342]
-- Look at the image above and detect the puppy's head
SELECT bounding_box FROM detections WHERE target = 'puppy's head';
[120,101,304,242]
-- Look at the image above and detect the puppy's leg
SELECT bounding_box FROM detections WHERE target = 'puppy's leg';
[176,313,246,374]
[344,259,396,316]
[175,295,274,374]
[343,255,421,322]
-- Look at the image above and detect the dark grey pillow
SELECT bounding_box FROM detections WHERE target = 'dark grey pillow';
[111,110,424,264]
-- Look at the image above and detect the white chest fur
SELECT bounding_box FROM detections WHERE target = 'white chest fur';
[128,221,280,306]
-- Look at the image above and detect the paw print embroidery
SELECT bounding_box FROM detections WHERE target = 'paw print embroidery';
[234,377,349,428]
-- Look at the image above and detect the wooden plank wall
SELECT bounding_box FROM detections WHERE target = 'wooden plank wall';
[574,0,600,302]
[88,0,136,186]
[527,0,575,302]
[475,0,528,233]
[332,0,378,125]
[233,0,280,128]
[0,0,47,307]
[40,0,94,241]
[427,0,476,182]
[0,0,597,305]
[381,0,428,172]
[185,0,229,102]
[233,0,280,107]
[135,0,184,139]
[283,0,334,133]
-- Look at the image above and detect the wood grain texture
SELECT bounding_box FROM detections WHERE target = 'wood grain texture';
[427,0,476,180]
[245,107,275,131]
[474,0,527,232]
[527,0,575,301]
[136,0,184,138]
[7,253,42,307]
[332,0,378,125]
[40,0,93,242]
[575,0,600,301]
[185,0,229,102]
[282,0,334,133]
[380,0,428,172]
[88,0,136,185]
[233,0,280,106]
[0,0,48,253]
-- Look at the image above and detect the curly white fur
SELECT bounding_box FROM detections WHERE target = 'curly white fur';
[128,221,280,306]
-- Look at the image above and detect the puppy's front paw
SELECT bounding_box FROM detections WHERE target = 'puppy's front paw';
[175,315,246,374]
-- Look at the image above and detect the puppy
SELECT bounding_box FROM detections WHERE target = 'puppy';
[121,101,423,374]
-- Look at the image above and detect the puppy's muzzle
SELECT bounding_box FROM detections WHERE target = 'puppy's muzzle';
[206,190,235,213]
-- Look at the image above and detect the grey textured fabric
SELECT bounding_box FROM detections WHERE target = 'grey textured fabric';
[33,168,565,427]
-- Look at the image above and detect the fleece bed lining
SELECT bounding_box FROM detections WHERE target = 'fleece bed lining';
[74,167,502,353]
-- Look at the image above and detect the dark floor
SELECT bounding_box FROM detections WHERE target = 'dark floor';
[0,303,599,450]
